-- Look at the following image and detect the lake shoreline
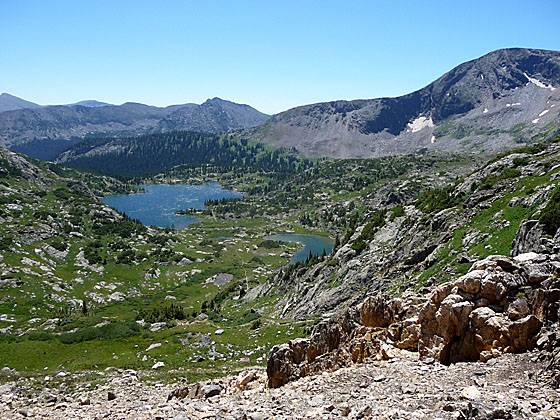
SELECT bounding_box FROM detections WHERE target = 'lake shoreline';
[102,182,243,230]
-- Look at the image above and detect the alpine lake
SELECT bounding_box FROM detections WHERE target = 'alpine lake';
[102,183,333,263]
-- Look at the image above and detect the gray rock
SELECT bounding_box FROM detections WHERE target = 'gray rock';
[202,384,222,398]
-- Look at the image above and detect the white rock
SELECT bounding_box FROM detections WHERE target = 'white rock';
[461,385,481,400]
[152,361,165,370]
[146,343,162,352]
[514,252,540,263]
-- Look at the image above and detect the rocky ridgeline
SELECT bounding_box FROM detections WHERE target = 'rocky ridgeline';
[267,251,560,388]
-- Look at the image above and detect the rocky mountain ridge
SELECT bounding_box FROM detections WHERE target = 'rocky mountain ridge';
[4,48,560,165]
[246,48,560,158]
[266,252,560,387]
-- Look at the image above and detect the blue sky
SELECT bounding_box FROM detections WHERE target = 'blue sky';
[1,0,559,114]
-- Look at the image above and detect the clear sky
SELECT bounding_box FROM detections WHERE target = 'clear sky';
[1,0,559,114]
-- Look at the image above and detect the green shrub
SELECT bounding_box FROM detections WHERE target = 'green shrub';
[53,186,71,199]
[59,321,140,344]
[512,157,530,167]
[477,168,521,191]
[116,248,136,264]
[257,240,282,248]
[137,303,187,323]
[351,239,367,253]
[350,209,387,253]
[390,205,405,219]
[513,143,546,155]
[83,240,104,265]
[250,319,262,330]
[0,234,13,250]
[27,331,55,341]
[92,215,145,238]
[0,159,22,177]
[416,186,460,213]
[50,237,68,252]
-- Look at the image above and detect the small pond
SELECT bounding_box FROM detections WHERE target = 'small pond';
[102,183,242,229]
[266,233,334,264]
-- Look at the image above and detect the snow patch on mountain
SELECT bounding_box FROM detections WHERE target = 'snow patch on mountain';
[524,73,556,91]
[407,116,434,133]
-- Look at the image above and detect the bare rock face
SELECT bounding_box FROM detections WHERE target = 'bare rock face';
[267,252,560,387]
[512,219,560,256]
[267,295,424,388]
[537,325,560,387]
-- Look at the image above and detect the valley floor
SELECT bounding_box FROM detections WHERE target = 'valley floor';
[1,350,558,419]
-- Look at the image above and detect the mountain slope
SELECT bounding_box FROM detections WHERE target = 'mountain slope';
[0,98,269,158]
[247,48,560,157]
[251,139,560,320]
[0,93,41,113]
[56,131,308,177]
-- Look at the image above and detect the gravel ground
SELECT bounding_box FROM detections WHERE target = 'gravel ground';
[1,350,559,419]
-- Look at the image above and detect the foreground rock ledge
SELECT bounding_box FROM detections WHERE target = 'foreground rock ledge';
[267,253,560,388]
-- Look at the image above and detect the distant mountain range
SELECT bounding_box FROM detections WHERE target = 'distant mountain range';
[245,48,560,157]
[0,96,269,158]
[1,48,559,162]
[70,100,112,108]
[0,95,114,110]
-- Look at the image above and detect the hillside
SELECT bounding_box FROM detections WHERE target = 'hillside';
[69,100,112,107]
[56,131,310,177]
[0,146,314,379]
[254,140,560,319]
[245,48,560,158]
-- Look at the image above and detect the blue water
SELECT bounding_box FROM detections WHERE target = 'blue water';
[102,183,242,229]
[266,233,334,264]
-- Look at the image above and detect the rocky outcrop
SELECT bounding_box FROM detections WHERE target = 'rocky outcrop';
[267,252,560,387]
[267,295,419,388]
[513,219,560,256]
[416,254,558,363]
[537,324,560,387]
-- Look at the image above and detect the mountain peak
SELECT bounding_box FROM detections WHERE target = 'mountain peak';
[203,97,233,105]
[0,93,41,113]
[70,100,111,108]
